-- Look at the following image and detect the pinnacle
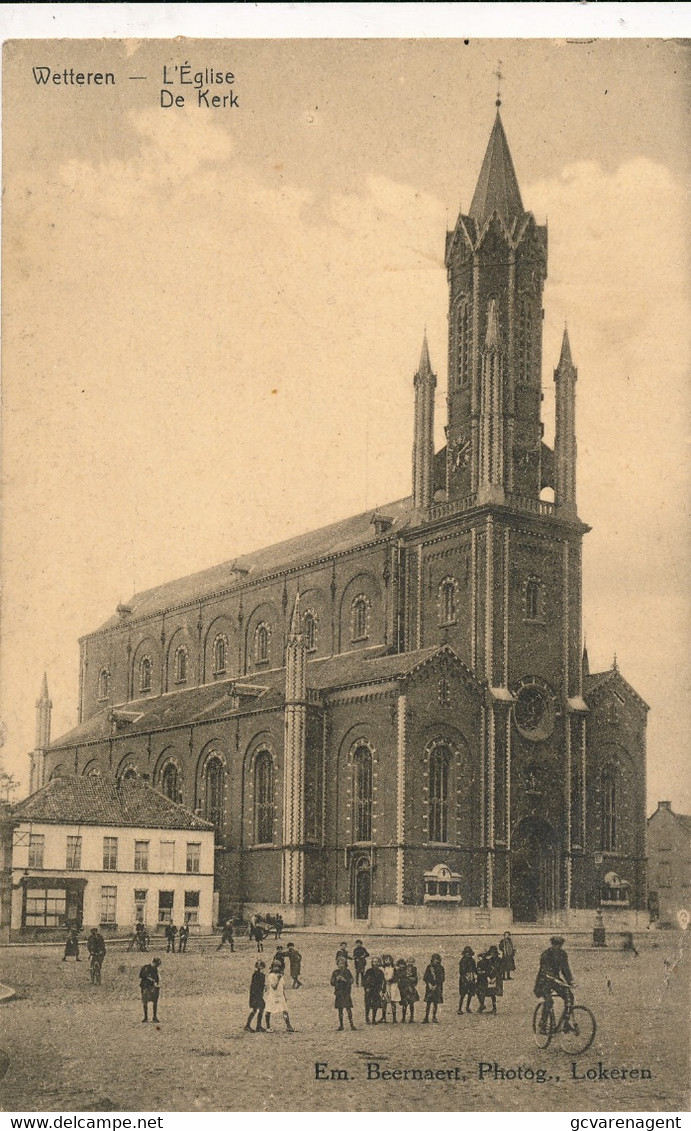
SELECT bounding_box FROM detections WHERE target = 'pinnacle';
[418,331,433,376]
[558,324,574,369]
[39,672,50,700]
[289,590,301,636]
[468,111,524,227]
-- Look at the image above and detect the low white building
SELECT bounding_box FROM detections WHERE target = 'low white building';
[10,776,215,935]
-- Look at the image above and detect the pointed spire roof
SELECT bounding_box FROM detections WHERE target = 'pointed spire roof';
[469,112,524,227]
[557,324,574,370]
[36,672,51,707]
[582,642,590,678]
[418,330,433,376]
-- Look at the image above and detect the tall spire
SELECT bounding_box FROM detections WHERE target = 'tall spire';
[554,324,578,517]
[468,112,524,228]
[559,323,573,368]
[30,673,52,793]
[412,332,436,510]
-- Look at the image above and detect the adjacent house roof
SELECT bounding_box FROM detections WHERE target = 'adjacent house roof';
[13,776,214,832]
[584,668,650,711]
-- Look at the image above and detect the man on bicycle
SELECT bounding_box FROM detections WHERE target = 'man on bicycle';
[534,936,574,1033]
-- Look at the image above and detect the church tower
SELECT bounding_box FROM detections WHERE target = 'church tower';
[29,673,52,793]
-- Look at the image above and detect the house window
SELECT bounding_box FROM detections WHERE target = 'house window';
[657,862,672,889]
[429,745,451,843]
[161,762,179,803]
[134,889,147,923]
[66,835,82,870]
[255,623,270,665]
[254,751,274,845]
[184,890,200,925]
[213,634,227,675]
[158,890,174,923]
[103,836,118,871]
[25,888,66,927]
[160,841,175,872]
[174,646,188,684]
[134,840,150,872]
[303,611,317,652]
[601,769,616,852]
[186,843,201,874]
[100,886,117,925]
[98,668,110,701]
[204,757,224,834]
[525,578,542,621]
[28,834,45,869]
[351,596,370,642]
[139,656,152,693]
[439,577,458,626]
[352,745,373,843]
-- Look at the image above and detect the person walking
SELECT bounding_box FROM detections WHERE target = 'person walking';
[331,955,356,1031]
[139,957,162,1023]
[363,957,385,1025]
[457,946,477,1014]
[178,923,190,953]
[422,953,445,1024]
[353,940,369,987]
[498,931,516,980]
[86,927,106,984]
[286,942,303,988]
[263,961,294,1032]
[164,923,178,953]
[62,927,81,962]
[216,919,235,951]
[381,953,400,1023]
[244,960,266,1032]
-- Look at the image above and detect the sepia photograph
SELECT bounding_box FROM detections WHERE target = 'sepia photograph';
[0,21,689,1116]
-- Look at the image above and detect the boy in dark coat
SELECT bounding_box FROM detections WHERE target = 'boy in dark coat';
[216,920,235,951]
[178,923,190,952]
[286,942,303,988]
[244,960,266,1032]
[139,957,161,1022]
[363,957,385,1025]
[422,953,445,1024]
[457,946,476,1014]
[476,946,503,1014]
[498,932,516,979]
[331,955,356,1030]
[353,940,369,986]
[87,928,106,984]
[164,923,178,953]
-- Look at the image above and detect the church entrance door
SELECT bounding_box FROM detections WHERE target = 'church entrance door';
[511,818,559,923]
[354,858,371,920]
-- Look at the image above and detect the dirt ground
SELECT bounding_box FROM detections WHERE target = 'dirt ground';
[0,929,688,1113]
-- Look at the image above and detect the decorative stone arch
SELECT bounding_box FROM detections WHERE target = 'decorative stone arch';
[421,732,472,847]
[130,636,159,700]
[337,729,379,848]
[298,586,329,656]
[243,734,279,847]
[154,746,184,804]
[202,615,236,683]
[338,573,381,651]
[50,764,66,780]
[244,601,279,673]
[116,753,140,782]
[302,607,318,653]
[97,667,111,702]
[437,575,460,627]
[197,742,228,838]
[522,574,546,623]
[82,759,101,777]
[165,626,194,691]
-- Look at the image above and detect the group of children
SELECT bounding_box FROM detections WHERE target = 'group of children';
[458,933,517,1015]
[244,941,303,1033]
[332,941,446,1028]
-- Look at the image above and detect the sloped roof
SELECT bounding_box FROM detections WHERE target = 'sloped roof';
[13,776,214,831]
[584,668,649,711]
[468,112,524,227]
[95,496,416,632]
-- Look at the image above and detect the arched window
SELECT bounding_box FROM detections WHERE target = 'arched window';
[519,299,533,384]
[98,668,110,701]
[255,623,270,664]
[526,578,541,621]
[204,757,224,834]
[352,745,373,842]
[303,611,317,653]
[213,634,227,675]
[174,646,188,684]
[459,300,472,387]
[429,745,451,843]
[351,596,370,642]
[161,762,180,803]
[254,751,274,844]
[139,656,152,694]
[439,577,458,626]
[601,767,616,851]
[122,766,138,782]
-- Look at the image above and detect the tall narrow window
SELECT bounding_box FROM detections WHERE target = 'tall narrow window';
[186,843,201,874]
[303,611,317,652]
[439,578,457,626]
[429,745,450,843]
[351,596,369,642]
[526,578,541,621]
[98,668,110,701]
[519,300,533,384]
[214,635,227,675]
[66,835,82,870]
[254,751,275,844]
[100,886,117,925]
[459,300,472,386]
[159,841,175,872]
[204,757,224,834]
[134,840,150,872]
[601,769,616,852]
[103,836,118,871]
[158,890,174,923]
[184,890,200,924]
[28,834,45,869]
[161,762,179,803]
[352,745,373,842]
[139,656,152,693]
[174,646,188,684]
[255,623,270,664]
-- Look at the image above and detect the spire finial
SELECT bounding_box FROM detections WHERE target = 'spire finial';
[613,652,618,672]
[558,322,573,369]
[418,330,432,375]
[494,60,503,108]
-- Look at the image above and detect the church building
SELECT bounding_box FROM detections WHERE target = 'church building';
[32,111,648,929]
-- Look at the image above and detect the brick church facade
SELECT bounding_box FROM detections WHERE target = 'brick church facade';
[32,112,648,929]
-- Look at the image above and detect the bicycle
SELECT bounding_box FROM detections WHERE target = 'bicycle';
[532,977,596,1055]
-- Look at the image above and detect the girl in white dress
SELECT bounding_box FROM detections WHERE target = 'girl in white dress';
[263,961,294,1032]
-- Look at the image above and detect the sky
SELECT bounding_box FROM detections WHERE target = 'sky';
[1,30,689,813]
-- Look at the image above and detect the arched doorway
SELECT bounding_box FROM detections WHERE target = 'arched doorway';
[511,818,560,923]
[353,857,371,921]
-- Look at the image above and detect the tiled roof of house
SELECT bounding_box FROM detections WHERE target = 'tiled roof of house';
[13,776,214,831]
[94,496,415,633]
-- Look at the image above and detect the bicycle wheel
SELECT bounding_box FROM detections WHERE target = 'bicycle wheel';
[558,1005,596,1055]
[533,1002,554,1048]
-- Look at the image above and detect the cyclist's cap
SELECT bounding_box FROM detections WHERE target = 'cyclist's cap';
[550,936,565,945]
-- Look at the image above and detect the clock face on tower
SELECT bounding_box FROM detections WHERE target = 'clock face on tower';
[511,677,556,742]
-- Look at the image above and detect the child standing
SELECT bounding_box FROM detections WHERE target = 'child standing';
[458,946,477,1014]
[363,957,385,1025]
[245,960,266,1032]
[423,953,445,1024]
[286,942,303,988]
[331,955,356,1031]
[353,939,369,986]
[263,961,294,1032]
